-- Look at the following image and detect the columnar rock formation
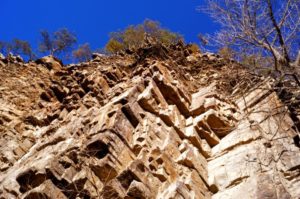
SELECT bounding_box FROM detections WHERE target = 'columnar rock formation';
[0,43,299,199]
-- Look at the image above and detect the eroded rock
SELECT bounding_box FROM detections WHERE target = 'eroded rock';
[0,42,299,199]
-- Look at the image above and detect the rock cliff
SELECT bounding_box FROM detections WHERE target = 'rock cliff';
[0,43,299,199]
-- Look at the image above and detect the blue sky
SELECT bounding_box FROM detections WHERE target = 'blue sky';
[0,0,218,51]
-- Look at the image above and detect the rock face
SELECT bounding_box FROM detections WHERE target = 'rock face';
[0,44,299,199]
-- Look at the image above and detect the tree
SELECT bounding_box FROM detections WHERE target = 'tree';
[39,30,53,54]
[0,39,34,59]
[12,39,34,60]
[218,46,236,60]
[105,39,124,54]
[0,41,6,55]
[0,41,12,56]
[201,0,300,74]
[39,28,77,56]
[187,43,201,54]
[105,19,182,53]
[72,43,92,62]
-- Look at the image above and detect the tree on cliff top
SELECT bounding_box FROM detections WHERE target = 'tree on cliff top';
[105,19,182,53]
[39,28,77,56]
[201,0,300,74]
[72,43,92,62]
[12,39,34,60]
[0,41,12,56]
[0,39,34,60]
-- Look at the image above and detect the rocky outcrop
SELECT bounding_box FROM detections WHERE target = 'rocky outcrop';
[0,44,299,199]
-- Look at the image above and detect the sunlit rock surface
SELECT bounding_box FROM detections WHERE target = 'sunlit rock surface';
[0,43,299,199]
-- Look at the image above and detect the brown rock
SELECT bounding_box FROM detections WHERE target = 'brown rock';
[0,43,299,199]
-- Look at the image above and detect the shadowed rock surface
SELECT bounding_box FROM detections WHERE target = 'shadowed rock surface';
[0,43,299,199]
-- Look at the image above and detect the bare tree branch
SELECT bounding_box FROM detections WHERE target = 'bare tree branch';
[201,0,300,71]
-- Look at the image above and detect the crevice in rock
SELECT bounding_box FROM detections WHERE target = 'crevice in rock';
[45,169,90,199]
[225,176,249,189]
[117,169,141,190]
[121,105,139,128]
[85,140,109,159]
[50,85,66,103]
[17,170,47,193]
[293,134,300,148]
[36,136,65,151]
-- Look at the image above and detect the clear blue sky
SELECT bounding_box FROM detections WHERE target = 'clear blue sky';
[0,0,218,51]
